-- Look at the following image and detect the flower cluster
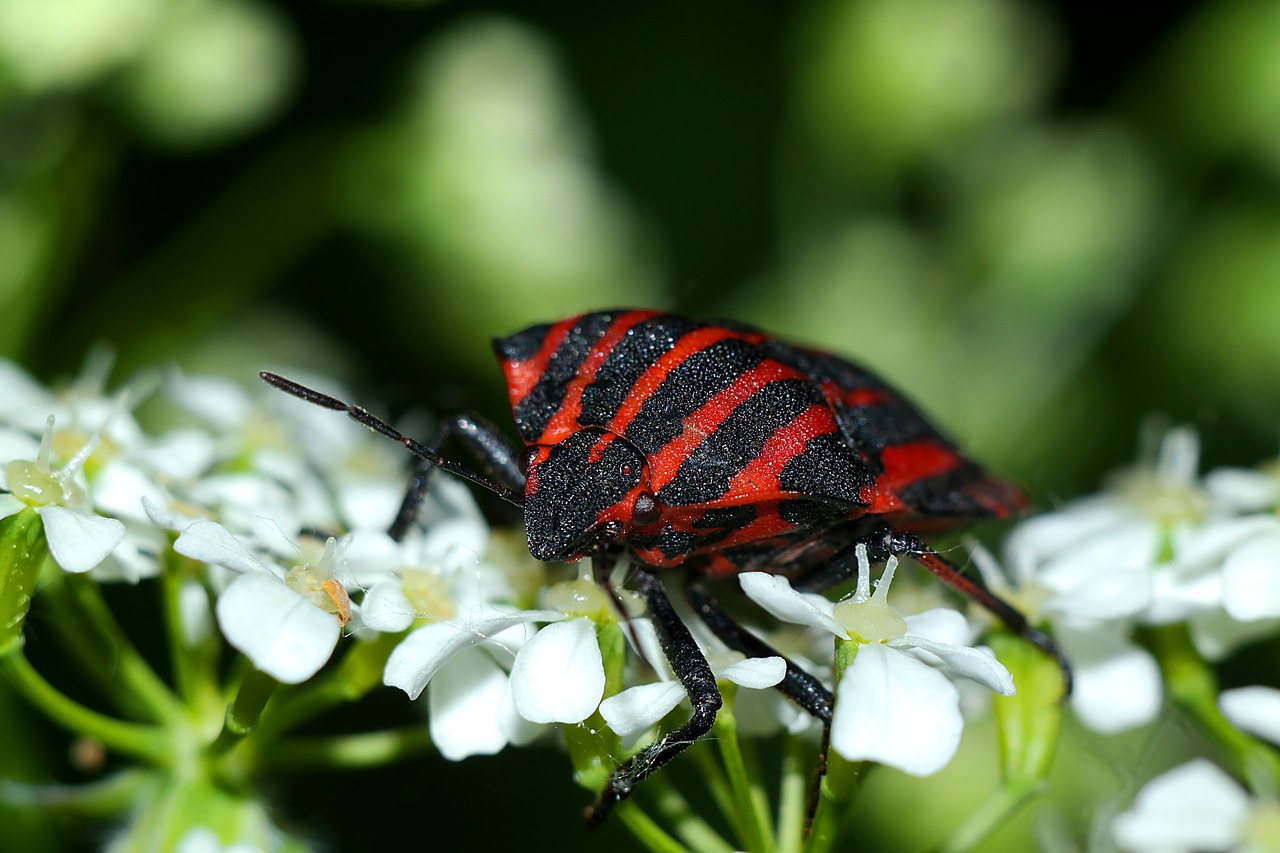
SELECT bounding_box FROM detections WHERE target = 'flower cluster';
[8,356,1277,853]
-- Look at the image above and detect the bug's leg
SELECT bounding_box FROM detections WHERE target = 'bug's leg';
[869,527,1073,693]
[387,413,525,542]
[685,580,833,723]
[686,579,836,833]
[587,566,723,828]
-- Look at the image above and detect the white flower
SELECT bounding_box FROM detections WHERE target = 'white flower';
[739,547,1014,776]
[599,654,787,739]
[969,544,1162,734]
[1112,759,1280,853]
[0,416,125,574]
[1219,686,1280,746]
[174,520,349,684]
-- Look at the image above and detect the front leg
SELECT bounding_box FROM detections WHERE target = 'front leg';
[587,565,723,828]
[387,413,525,541]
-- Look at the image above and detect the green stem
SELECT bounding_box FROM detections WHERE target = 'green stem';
[616,802,692,853]
[209,669,278,757]
[806,637,863,853]
[1145,624,1280,792]
[776,736,811,853]
[645,773,736,853]
[0,652,168,763]
[159,554,220,714]
[259,727,435,771]
[936,781,1039,853]
[55,574,181,723]
[689,741,736,825]
[713,687,774,853]
[255,632,400,741]
[0,769,151,817]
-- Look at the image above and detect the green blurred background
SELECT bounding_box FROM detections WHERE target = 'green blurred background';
[3,0,1279,849]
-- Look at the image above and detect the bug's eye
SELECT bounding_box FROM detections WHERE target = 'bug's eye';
[632,490,661,527]
[522,445,540,471]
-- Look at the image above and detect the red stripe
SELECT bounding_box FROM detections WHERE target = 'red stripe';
[722,405,836,499]
[876,440,965,492]
[649,359,801,491]
[607,326,755,434]
[501,317,575,410]
[536,311,657,444]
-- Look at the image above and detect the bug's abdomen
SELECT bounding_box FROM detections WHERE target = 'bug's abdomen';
[494,311,877,511]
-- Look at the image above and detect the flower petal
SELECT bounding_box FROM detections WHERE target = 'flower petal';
[1220,531,1280,622]
[739,572,844,636]
[429,647,514,760]
[215,573,340,684]
[509,617,605,724]
[720,656,787,689]
[895,635,1014,696]
[1219,686,1280,746]
[1112,759,1249,853]
[358,579,416,633]
[599,681,686,739]
[831,643,962,776]
[36,505,125,574]
[383,611,558,700]
[1058,624,1161,733]
[175,520,273,576]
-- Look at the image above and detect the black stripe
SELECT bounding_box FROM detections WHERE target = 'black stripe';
[625,337,765,454]
[779,432,872,505]
[578,314,702,430]
[658,379,826,507]
[507,312,620,443]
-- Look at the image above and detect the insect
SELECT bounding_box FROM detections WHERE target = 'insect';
[262,308,1068,826]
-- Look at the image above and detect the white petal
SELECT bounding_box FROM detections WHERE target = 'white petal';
[739,572,844,636]
[599,681,686,738]
[92,461,168,523]
[895,635,1015,696]
[383,611,558,700]
[1189,610,1280,662]
[175,520,274,576]
[215,573,339,684]
[0,493,24,520]
[1112,759,1249,853]
[1058,624,1162,734]
[1219,686,1280,746]
[901,608,972,647]
[720,656,786,689]
[1042,567,1153,621]
[36,506,125,574]
[830,644,962,776]
[358,579,417,633]
[428,647,512,760]
[1035,521,1160,594]
[1220,531,1280,621]
[1205,467,1278,513]
[509,617,605,724]
[178,579,213,647]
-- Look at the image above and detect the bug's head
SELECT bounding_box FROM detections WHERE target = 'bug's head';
[522,427,662,562]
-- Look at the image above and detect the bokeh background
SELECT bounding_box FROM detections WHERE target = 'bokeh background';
[3,0,1279,849]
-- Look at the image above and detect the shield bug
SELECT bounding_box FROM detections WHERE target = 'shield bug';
[262,308,1067,825]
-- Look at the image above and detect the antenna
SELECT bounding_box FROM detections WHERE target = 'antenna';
[260,372,525,509]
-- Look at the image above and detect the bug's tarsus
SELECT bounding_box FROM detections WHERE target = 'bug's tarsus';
[587,566,722,828]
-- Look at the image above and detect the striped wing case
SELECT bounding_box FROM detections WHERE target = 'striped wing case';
[493,310,1022,569]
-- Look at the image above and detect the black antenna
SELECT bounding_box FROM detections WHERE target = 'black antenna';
[260,372,525,509]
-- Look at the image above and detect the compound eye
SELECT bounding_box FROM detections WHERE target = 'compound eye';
[632,490,661,527]
[522,445,540,472]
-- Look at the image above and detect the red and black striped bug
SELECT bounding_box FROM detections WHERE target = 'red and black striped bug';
[262,308,1068,826]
